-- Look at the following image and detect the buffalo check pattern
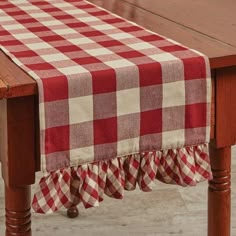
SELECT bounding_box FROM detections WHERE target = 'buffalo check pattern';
[32,144,212,213]
[0,0,212,213]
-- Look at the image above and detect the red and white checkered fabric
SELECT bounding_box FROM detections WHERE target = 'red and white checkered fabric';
[32,144,212,213]
[0,0,212,213]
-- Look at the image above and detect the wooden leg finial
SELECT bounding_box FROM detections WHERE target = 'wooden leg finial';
[67,206,79,219]
[5,185,32,236]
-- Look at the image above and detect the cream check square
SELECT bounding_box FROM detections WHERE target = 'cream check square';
[128,42,155,50]
[149,53,178,62]
[69,95,93,124]
[15,32,36,40]
[92,24,116,31]
[117,88,140,116]
[86,48,112,56]
[109,32,134,40]
[0,15,12,22]
[162,129,185,148]
[41,53,68,62]
[79,16,98,22]
[50,2,70,8]
[4,24,25,30]
[58,65,88,75]
[42,20,63,26]
[66,9,85,15]
[117,137,139,156]
[27,42,51,50]
[163,80,185,107]
[53,28,77,35]
[68,37,94,45]
[30,13,47,18]
[70,146,94,164]
[105,59,134,69]
[19,5,37,10]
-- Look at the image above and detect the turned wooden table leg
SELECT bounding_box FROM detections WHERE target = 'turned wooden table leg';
[208,145,231,236]
[5,185,31,236]
[0,96,37,236]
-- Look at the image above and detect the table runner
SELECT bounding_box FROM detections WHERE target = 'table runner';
[0,0,212,213]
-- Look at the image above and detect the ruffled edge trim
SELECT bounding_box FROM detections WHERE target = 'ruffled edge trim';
[32,143,212,214]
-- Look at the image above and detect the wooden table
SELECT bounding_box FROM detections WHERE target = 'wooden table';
[0,0,235,235]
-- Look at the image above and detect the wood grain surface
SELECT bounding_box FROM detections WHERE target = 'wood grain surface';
[124,0,236,47]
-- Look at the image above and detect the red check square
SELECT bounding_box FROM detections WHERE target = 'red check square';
[90,10,108,16]
[92,69,116,94]
[9,10,25,16]
[1,39,22,46]
[0,3,12,9]
[0,30,11,36]
[185,103,207,128]
[99,40,123,47]
[43,8,61,13]
[29,26,50,32]
[160,45,187,52]
[76,3,93,9]
[73,56,101,65]
[43,76,68,102]
[120,25,142,32]
[18,18,38,24]
[66,22,88,28]
[94,117,118,144]
[32,1,48,5]
[45,125,69,153]
[41,35,64,42]
[83,30,105,37]
[56,45,82,53]
[13,50,38,58]
[141,109,162,135]
[103,18,124,24]
[27,62,55,71]
[183,57,206,80]
[118,50,144,59]
[55,15,74,20]
[138,62,162,87]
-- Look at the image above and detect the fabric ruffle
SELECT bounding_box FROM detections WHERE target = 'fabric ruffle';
[32,144,212,214]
